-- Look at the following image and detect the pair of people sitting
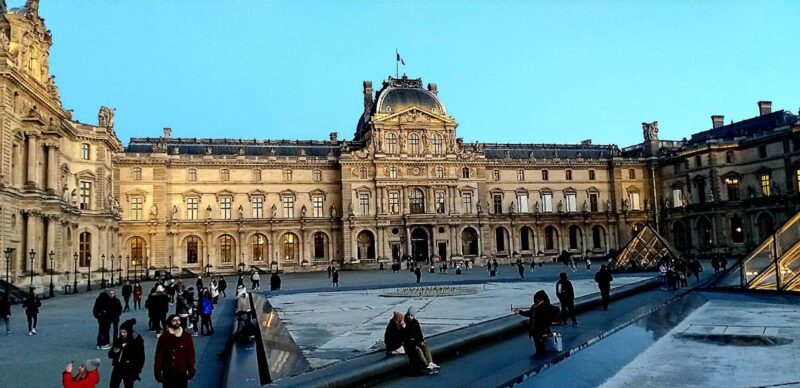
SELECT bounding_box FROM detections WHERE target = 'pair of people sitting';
[384,308,440,375]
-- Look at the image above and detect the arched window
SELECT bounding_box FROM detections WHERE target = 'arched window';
[730,215,744,244]
[252,234,266,261]
[545,226,558,251]
[186,236,199,264]
[461,227,479,256]
[252,169,262,182]
[495,228,507,252]
[432,134,443,154]
[314,232,326,259]
[80,232,92,267]
[757,213,774,242]
[672,222,687,251]
[410,189,425,214]
[697,218,713,250]
[520,227,533,251]
[130,236,144,266]
[220,235,234,263]
[409,133,420,154]
[462,167,470,179]
[386,132,397,154]
[592,226,605,250]
[282,233,297,261]
[283,169,293,182]
[81,143,90,160]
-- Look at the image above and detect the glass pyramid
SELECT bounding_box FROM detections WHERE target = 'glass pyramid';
[609,225,683,271]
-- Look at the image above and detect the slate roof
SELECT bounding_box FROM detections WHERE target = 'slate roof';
[481,143,620,159]
[125,138,342,157]
[687,110,797,145]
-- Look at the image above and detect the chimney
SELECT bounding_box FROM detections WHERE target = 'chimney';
[362,81,373,112]
[711,115,724,129]
[758,101,772,116]
[329,132,338,142]
[163,127,172,138]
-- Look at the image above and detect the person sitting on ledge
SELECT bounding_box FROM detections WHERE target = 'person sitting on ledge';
[384,311,406,355]
[404,307,440,374]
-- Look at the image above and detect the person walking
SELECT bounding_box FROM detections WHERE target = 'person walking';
[517,262,525,279]
[200,289,215,336]
[327,265,333,278]
[108,318,145,388]
[62,359,101,388]
[414,266,422,283]
[404,307,440,374]
[379,262,384,272]
[152,286,170,335]
[585,258,592,271]
[132,282,143,311]
[270,272,281,291]
[250,271,260,290]
[690,258,703,282]
[331,269,339,287]
[109,290,124,341]
[154,314,196,388]
[594,265,614,311]
[195,277,203,291]
[210,278,220,304]
[175,288,191,330]
[121,281,133,312]
[0,292,11,335]
[711,256,720,274]
[93,291,113,348]
[556,272,578,326]
[218,277,228,298]
[23,292,41,336]
[514,290,554,356]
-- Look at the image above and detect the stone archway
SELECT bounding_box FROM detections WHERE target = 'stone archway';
[356,230,376,260]
[461,227,479,256]
[411,227,429,261]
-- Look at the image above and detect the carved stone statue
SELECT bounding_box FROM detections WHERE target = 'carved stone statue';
[206,205,212,219]
[509,201,516,214]
[533,201,539,214]
[772,181,780,196]
[642,121,659,142]
[98,106,115,128]
[347,201,354,216]
[238,204,244,219]
[114,197,121,213]
[476,199,483,214]
[399,134,407,153]
[606,199,612,212]
[63,184,69,201]
[107,193,113,209]
[271,204,277,218]
[330,204,337,218]
[172,205,178,220]
[70,189,77,205]
[582,200,588,213]
[622,198,630,212]
[557,200,564,213]
[644,199,651,211]
[205,146,213,155]
[681,192,688,207]
[150,204,158,218]
[301,205,307,218]
[707,184,715,202]
[153,137,167,153]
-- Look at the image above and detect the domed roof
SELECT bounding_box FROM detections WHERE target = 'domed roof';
[373,76,446,116]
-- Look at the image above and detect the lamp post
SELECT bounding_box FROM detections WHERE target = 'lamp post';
[28,249,35,295]
[100,254,106,288]
[86,253,92,292]
[73,252,79,294]
[4,247,13,283]
[110,253,115,287]
[126,255,130,281]
[48,251,55,298]
[118,255,123,285]
[144,256,149,280]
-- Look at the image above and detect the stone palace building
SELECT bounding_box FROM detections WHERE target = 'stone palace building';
[1,1,799,289]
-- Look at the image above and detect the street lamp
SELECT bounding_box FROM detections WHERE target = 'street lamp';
[100,254,106,288]
[144,256,149,280]
[126,255,130,281]
[4,247,13,283]
[86,253,92,292]
[73,252,79,294]
[48,251,55,298]
[110,254,115,287]
[28,249,36,294]
[118,255,123,285]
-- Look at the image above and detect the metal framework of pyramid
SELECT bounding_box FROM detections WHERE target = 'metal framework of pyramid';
[609,225,683,271]
[716,210,800,292]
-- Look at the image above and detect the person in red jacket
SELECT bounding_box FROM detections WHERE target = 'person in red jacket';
[62,359,101,388]
[154,314,196,387]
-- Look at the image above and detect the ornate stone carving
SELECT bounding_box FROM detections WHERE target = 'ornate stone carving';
[98,106,115,128]
[642,121,659,142]
[238,205,244,219]
[172,205,178,220]
[150,204,158,219]
[206,204,213,219]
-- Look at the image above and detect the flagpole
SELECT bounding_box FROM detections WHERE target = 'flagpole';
[395,49,399,78]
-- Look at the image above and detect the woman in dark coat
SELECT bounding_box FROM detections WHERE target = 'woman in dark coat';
[23,293,41,335]
[108,318,145,388]
[514,290,553,355]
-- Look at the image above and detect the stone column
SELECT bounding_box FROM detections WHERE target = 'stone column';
[46,215,56,270]
[25,132,39,187]
[45,143,58,193]
[25,211,39,272]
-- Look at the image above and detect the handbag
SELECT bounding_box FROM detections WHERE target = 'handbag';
[544,332,563,352]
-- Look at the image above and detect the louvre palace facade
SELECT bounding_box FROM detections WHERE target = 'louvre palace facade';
[1,2,799,289]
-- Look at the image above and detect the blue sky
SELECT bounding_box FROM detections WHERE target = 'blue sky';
[37,0,800,146]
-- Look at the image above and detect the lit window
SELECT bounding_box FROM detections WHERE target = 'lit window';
[252,235,265,261]
[282,196,294,218]
[187,197,198,220]
[283,234,297,261]
[131,197,143,220]
[760,173,771,196]
[252,196,263,218]
[725,178,739,201]
[672,188,683,208]
[132,167,142,181]
[220,197,231,219]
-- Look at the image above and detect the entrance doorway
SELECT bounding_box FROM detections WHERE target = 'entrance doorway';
[391,243,401,261]
[438,242,447,262]
[411,228,429,262]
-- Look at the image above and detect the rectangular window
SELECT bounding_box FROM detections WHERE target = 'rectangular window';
[492,170,500,181]
[283,170,292,182]
[694,156,702,168]
[359,193,369,215]
[132,168,141,181]
[313,170,322,182]
[493,194,502,214]
[566,170,573,181]
[188,169,197,182]
[542,170,549,181]
[517,194,528,213]
[79,181,91,210]
[759,145,767,159]
[131,197,143,220]
[313,196,323,217]
[628,169,636,179]
[435,191,445,214]
[517,170,525,181]
[725,178,739,201]
[760,174,771,196]
[589,170,595,180]
[389,191,400,214]
[283,196,294,218]
[565,193,577,212]
[187,197,198,220]
[253,169,261,181]
[221,169,230,181]
[542,193,553,213]
[629,192,641,210]
[252,196,263,218]
[672,188,683,208]
[433,136,443,154]
[462,192,472,214]
[220,197,231,219]
[589,193,598,212]
[81,144,90,160]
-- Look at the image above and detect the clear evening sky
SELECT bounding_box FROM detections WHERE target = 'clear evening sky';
[39,0,800,147]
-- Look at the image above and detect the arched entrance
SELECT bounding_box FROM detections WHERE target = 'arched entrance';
[411,228,429,261]
[757,212,774,243]
[356,230,376,260]
[461,227,479,256]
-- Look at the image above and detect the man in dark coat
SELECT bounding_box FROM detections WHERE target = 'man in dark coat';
[154,314,196,387]
[556,272,578,326]
[515,290,553,355]
[594,265,614,311]
[121,281,133,312]
[93,291,113,350]
[404,307,439,374]
[384,311,406,354]
[270,272,282,291]
[414,266,422,283]
[108,318,145,388]
[218,277,228,298]
[0,292,11,335]
[109,290,124,342]
[331,269,339,287]
[517,262,525,279]
[147,286,170,334]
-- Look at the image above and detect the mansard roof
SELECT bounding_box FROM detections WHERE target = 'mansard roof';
[687,110,797,145]
[125,137,342,157]
[481,143,620,160]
